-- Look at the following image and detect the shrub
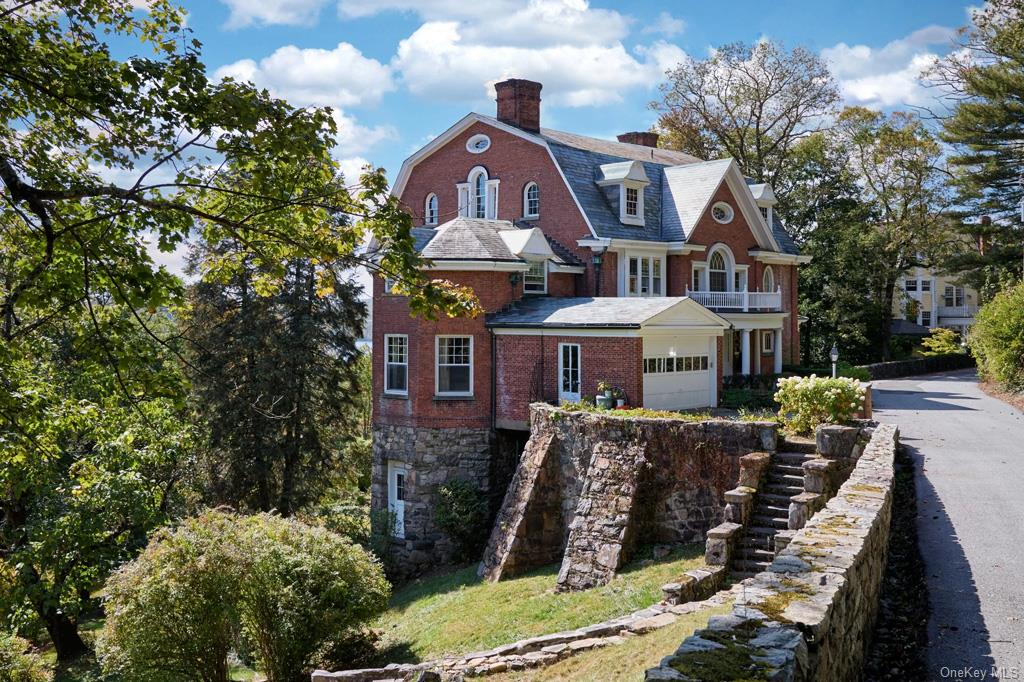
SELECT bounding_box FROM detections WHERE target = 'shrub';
[97,511,244,682]
[435,480,490,561]
[970,283,1024,391]
[0,631,52,682]
[774,375,867,434]
[98,511,390,682]
[920,327,963,356]
[234,515,391,682]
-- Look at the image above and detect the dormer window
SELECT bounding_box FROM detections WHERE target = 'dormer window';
[524,259,547,293]
[425,193,438,225]
[595,160,649,227]
[457,166,499,219]
[625,187,639,217]
[524,182,540,218]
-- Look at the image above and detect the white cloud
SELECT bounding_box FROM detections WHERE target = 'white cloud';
[214,42,394,108]
[642,11,685,37]
[220,0,329,28]
[337,0,521,20]
[336,156,372,183]
[393,22,684,107]
[822,25,957,109]
[331,110,397,156]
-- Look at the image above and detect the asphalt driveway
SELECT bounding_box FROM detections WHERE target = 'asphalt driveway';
[873,370,1024,681]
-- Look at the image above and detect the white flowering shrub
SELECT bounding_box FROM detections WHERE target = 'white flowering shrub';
[774,375,866,434]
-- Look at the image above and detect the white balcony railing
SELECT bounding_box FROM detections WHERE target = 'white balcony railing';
[686,287,782,312]
[937,305,979,319]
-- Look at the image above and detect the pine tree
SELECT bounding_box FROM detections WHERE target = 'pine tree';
[937,0,1024,293]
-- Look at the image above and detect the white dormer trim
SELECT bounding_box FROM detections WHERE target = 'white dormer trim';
[596,160,649,227]
[391,112,599,238]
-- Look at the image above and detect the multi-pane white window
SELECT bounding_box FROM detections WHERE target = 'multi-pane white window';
[921,311,932,327]
[708,251,728,292]
[944,285,964,307]
[643,355,708,373]
[436,336,473,396]
[762,266,774,292]
[761,330,774,353]
[458,167,498,219]
[906,279,918,292]
[921,279,931,292]
[524,260,547,293]
[626,255,662,296]
[384,335,408,395]
[524,182,540,218]
[624,186,640,217]
[425,193,438,225]
[472,170,487,218]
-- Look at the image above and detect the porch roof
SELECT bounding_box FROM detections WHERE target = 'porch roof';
[486,296,729,330]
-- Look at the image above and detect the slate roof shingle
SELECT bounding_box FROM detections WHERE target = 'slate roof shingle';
[419,217,521,261]
[487,296,692,328]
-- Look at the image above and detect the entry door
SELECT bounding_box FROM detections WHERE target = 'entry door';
[558,343,581,402]
[387,463,407,539]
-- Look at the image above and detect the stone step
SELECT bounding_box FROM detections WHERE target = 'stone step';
[731,558,771,574]
[771,463,806,476]
[762,483,803,495]
[737,536,772,551]
[751,504,789,518]
[751,515,789,530]
[743,525,782,538]
[774,451,817,464]
[780,438,817,454]
[767,473,804,486]
[734,547,775,562]
[758,492,796,506]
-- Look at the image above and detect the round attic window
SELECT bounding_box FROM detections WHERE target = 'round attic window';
[711,202,734,224]
[466,134,491,154]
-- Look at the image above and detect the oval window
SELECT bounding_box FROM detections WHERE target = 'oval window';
[711,201,734,224]
[466,134,491,154]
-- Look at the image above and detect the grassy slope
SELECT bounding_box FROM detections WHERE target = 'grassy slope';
[488,602,731,681]
[372,544,705,664]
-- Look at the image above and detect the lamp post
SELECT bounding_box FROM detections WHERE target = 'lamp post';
[830,342,839,379]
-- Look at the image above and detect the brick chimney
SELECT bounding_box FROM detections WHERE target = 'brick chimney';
[495,79,542,133]
[617,131,660,147]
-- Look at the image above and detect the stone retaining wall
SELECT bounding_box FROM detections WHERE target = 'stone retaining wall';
[646,423,899,682]
[479,405,778,589]
[860,353,974,379]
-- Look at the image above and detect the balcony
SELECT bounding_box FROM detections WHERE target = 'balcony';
[686,287,782,312]
[937,304,978,320]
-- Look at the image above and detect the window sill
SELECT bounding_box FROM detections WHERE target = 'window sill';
[433,395,475,402]
[383,392,409,400]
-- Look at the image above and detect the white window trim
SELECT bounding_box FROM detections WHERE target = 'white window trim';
[425,193,438,225]
[700,245,737,292]
[711,201,735,224]
[620,182,645,226]
[621,253,666,297]
[387,461,408,539]
[558,343,581,402]
[383,334,409,396]
[762,265,774,293]
[524,259,547,294]
[435,335,474,397]
[523,182,540,218]
[761,330,774,353]
[466,133,491,154]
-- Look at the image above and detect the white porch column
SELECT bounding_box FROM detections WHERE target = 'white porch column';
[740,329,751,376]
[773,328,783,374]
[753,330,761,375]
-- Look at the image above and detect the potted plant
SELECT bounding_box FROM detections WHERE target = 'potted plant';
[596,380,615,409]
[612,386,626,407]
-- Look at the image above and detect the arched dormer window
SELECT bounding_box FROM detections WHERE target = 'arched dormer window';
[425,193,438,225]
[457,166,499,219]
[762,265,775,292]
[708,250,729,292]
[523,182,540,218]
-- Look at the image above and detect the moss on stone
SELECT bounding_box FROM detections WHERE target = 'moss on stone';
[849,483,883,493]
[668,625,774,681]
[754,584,812,623]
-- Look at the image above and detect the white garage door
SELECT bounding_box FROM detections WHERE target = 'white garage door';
[642,336,713,410]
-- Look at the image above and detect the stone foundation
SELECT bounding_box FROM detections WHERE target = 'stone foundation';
[371,424,494,578]
[480,404,778,589]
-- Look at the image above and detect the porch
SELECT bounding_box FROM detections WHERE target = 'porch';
[719,314,787,377]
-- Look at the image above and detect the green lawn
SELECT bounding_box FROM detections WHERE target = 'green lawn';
[371,544,705,664]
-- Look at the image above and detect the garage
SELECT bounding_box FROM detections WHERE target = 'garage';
[642,334,717,410]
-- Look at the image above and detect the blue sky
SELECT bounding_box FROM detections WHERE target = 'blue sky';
[152,0,972,184]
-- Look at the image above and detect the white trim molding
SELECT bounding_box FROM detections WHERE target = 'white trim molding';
[749,249,813,265]
[425,260,530,272]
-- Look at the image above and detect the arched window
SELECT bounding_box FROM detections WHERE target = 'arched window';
[471,168,487,218]
[762,265,774,292]
[708,250,728,292]
[425,193,438,225]
[524,182,540,218]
